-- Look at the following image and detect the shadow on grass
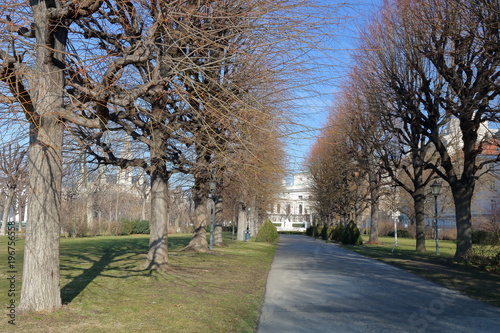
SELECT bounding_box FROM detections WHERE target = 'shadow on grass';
[60,235,193,304]
[344,243,500,307]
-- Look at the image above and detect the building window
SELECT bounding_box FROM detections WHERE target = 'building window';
[277,204,281,214]
[298,195,303,199]
[286,204,291,215]
[299,205,303,215]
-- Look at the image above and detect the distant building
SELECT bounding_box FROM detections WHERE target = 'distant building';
[267,172,315,232]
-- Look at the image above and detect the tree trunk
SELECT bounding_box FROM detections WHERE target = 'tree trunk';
[146,170,169,270]
[19,200,26,232]
[237,203,246,241]
[141,194,147,221]
[19,0,67,312]
[1,187,15,235]
[183,176,209,252]
[214,197,224,247]
[184,199,209,251]
[368,172,380,243]
[248,205,256,237]
[20,121,64,313]
[413,187,426,252]
[453,184,474,261]
[86,192,95,234]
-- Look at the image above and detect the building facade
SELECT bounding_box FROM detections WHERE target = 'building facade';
[267,172,315,232]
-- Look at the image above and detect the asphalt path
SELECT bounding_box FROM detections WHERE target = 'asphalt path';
[257,235,500,333]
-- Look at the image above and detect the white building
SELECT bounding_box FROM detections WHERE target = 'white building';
[267,171,315,232]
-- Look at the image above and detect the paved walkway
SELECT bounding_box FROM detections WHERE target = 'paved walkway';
[257,235,500,333]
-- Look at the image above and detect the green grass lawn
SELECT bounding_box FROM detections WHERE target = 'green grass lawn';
[344,236,500,307]
[0,234,276,332]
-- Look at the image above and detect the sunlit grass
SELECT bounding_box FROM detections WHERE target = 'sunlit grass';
[0,233,276,332]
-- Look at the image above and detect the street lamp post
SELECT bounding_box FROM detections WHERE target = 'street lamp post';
[430,180,442,255]
[208,180,217,250]
[245,207,251,241]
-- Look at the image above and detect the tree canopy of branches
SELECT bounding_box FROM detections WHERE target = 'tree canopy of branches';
[0,0,104,313]
[0,0,343,313]
[309,0,500,260]
[376,0,500,260]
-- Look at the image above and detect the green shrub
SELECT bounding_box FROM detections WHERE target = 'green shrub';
[320,225,330,240]
[305,226,314,236]
[292,223,305,228]
[387,229,412,238]
[466,246,500,273]
[278,231,305,235]
[121,220,150,235]
[273,223,282,227]
[330,224,344,242]
[471,230,500,245]
[341,221,363,245]
[255,218,279,243]
[313,225,323,238]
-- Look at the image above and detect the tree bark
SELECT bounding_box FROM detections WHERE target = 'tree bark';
[146,169,169,270]
[237,203,246,241]
[452,183,474,260]
[184,199,209,251]
[368,171,380,243]
[214,197,224,247]
[413,187,427,252]
[86,192,95,233]
[1,187,15,235]
[183,176,209,252]
[19,0,67,312]
[20,120,64,313]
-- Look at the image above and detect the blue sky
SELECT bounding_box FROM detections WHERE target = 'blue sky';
[286,0,382,173]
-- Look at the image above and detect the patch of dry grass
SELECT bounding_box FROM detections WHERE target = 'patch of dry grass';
[0,234,276,332]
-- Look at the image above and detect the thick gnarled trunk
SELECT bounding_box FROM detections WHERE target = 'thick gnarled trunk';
[183,175,209,252]
[20,121,64,313]
[19,0,67,313]
[413,187,426,252]
[146,170,169,270]
[452,184,474,260]
[184,198,209,252]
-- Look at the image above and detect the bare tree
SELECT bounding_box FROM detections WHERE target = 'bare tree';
[0,143,26,235]
[377,0,500,260]
[349,8,441,251]
[0,0,104,312]
[308,110,368,228]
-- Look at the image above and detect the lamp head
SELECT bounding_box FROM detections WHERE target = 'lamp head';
[430,180,442,196]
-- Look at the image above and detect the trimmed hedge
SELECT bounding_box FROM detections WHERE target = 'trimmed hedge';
[471,229,500,245]
[313,225,323,238]
[121,220,150,235]
[341,221,363,245]
[255,218,279,243]
[387,230,412,238]
[305,226,314,236]
[278,231,305,235]
[330,224,344,242]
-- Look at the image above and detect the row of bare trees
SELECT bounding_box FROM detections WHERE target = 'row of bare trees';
[0,1,342,313]
[308,0,500,261]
